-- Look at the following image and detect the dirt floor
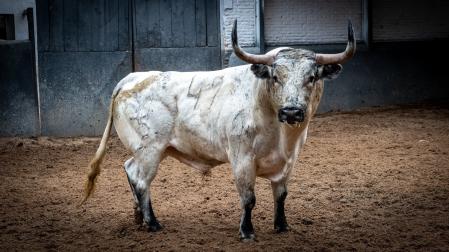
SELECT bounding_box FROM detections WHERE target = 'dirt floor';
[0,105,448,251]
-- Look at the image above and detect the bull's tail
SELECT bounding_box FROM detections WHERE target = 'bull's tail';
[80,97,116,205]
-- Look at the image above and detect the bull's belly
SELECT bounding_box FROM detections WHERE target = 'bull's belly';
[168,133,229,165]
[166,133,228,173]
[164,146,225,173]
[168,106,231,170]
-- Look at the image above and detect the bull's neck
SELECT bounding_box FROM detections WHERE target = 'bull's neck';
[280,123,309,155]
[252,77,275,121]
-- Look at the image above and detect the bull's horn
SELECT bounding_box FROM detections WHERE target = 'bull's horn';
[232,19,283,65]
[315,20,356,65]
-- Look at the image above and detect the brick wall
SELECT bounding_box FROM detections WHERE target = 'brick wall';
[222,0,449,58]
[222,0,257,49]
[372,0,449,41]
[264,0,363,45]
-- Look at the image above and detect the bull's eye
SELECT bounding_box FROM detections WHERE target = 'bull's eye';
[308,76,315,83]
[273,76,282,85]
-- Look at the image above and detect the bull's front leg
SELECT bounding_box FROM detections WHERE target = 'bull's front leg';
[232,155,257,241]
[272,180,289,232]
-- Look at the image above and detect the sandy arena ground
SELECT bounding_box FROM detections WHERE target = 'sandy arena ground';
[0,106,448,251]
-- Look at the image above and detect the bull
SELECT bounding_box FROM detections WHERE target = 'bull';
[82,20,356,241]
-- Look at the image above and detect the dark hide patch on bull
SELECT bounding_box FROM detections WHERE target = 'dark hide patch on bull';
[146,198,163,232]
[134,187,163,232]
[318,64,343,80]
[126,176,144,225]
[124,162,144,225]
[274,191,289,233]
[125,161,162,232]
[240,194,256,240]
[250,64,272,79]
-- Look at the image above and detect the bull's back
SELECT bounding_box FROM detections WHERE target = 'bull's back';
[112,66,251,160]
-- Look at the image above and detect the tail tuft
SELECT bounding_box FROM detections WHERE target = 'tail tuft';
[79,96,115,206]
[80,157,103,205]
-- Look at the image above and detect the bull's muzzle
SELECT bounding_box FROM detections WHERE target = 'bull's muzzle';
[278,106,305,124]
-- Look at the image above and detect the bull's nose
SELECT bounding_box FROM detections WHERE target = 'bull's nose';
[278,106,305,124]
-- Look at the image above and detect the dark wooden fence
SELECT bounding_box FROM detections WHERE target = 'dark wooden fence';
[133,0,220,71]
[35,0,220,136]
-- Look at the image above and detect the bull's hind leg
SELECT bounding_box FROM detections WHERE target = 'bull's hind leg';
[116,99,174,231]
[124,158,143,225]
[124,147,165,232]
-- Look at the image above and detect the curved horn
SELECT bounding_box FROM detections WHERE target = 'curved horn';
[232,19,278,65]
[316,20,356,64]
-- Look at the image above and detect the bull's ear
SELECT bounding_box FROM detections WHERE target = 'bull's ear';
[250,64,273,79]
[317,64,343,80]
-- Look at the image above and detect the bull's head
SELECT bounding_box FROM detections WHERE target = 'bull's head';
[232,20,356,125]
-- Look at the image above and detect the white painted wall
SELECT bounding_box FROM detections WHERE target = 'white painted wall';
[222,0,257,49]
[263,0,363,45]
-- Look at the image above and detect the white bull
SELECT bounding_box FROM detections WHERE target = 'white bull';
[82,20,356,241]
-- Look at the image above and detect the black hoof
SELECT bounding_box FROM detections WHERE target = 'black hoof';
[275,224,290,233]
[239,232,256,242]
[145,221,163,232]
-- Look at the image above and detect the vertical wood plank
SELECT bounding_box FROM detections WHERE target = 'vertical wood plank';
[195,0,206,47]
[104,0,119,51]
[118,0,130,51]
[183,0,196,47]
[159,0,172,47]
[63,0,78,51]
[48,0,64,51]
[206,0,218,46]
[91,0,105,51]
[135,0,149,48]
[36,0,50,51]
[78,0,93,51]
[147,0,161,47]
[171,0,184,47]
